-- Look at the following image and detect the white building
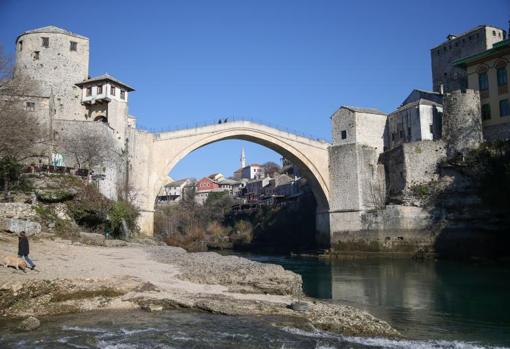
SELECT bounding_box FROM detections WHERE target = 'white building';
[241,164,265,180]
[387,89,443,150]
[156,178,193,204]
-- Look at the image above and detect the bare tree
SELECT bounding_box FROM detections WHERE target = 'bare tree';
[0,47,47,195]
[60,131,117,171]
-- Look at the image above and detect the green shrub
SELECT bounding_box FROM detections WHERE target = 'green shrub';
[109,200,139,235]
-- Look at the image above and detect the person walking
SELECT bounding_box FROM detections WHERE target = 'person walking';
[18,231,36,270]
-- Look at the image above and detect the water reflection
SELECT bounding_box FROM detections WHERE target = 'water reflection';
[241,254,510,346]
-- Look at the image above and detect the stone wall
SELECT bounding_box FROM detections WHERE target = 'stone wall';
[381,140,446,198]
[53,119,126,201]
[442,89,482,157]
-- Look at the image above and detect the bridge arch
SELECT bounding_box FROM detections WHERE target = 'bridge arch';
[128,121,331,236]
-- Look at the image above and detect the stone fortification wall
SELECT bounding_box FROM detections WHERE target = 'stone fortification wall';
[381,140,446,198]
[442,89,482,157]
[53,120,126,200]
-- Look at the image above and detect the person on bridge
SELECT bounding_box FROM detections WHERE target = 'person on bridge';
[18,231,36,270]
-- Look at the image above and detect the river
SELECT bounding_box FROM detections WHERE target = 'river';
[1,254,509,349]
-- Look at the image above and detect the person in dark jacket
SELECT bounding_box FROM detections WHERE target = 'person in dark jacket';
[18,231,36,270]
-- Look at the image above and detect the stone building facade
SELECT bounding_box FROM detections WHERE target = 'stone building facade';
[386,89,443,150]
[454,38,510,141]
[431,24,506,93]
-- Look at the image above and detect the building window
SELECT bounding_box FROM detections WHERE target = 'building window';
[42,37,49,48]
[25,101,35,111]
[481,103,491,120]
[497,67,508,86]
[478,72,489,91]
[391,133,395,141]
[399,130,404,139]
[86,87,92,96]
[18,40,23,51]
[33,51,40,60]
[70,41,77,51]
[493,30,496,36]
[341,130,347,139]
[110,86,116,96]
[120,90,126,100]
[407,127,411,139]
[500,99,510,117]
[429,124,433,134]
[97,85,103,94]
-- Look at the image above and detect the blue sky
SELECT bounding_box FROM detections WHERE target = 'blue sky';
[1,0,508,179]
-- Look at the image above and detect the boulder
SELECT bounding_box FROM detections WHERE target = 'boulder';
[289,301,309,312]
[78,232,105,246]
[104,239,128,248]
[1,218,41,236]
[17,316,40,331]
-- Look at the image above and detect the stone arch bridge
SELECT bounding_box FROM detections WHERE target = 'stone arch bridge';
[128,120,332,238]
[128,109,387,246]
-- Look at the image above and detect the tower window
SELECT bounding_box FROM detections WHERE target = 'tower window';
[42,37,49,48]
[497,67,508,86]
[33,51,40,60]
[120,90,126,100]
[70,41,77,51]
[478,72,489,91]
[18,40,23,51]
[481,103,491,120]
[500,99,510,117]
[493,30,497,36]
[341,130,347,139]
[110,86,116,96]
[25,101,35,111]
[86,87,92,96]
[97,85,103,94]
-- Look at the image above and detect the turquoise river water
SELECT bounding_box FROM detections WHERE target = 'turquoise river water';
[0,254,509,348]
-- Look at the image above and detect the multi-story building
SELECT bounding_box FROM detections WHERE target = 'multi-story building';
[241,164,265,180]
[387,89,443,150]
[156,178,194,205]
[454,38,510,140]
[431,25,506,93]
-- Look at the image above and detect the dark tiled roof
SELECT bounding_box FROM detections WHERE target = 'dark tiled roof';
[341,106,386,116]
[17,25,88,41]
[76,74,135,91]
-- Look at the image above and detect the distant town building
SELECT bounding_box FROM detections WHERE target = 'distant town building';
[241,164,265,180]
[156,178,194,205]
[196,176,220,192]
[454,37,510,141]
[387,89,443,150]
[431,24,506,93]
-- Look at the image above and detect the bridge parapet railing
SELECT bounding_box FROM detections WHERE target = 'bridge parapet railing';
[137,117,330,144]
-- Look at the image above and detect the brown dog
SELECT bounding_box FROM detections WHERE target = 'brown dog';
[2,256,28,272]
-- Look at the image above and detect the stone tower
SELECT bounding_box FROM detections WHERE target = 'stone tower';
[442,89,483,157]
[14,26,89,120]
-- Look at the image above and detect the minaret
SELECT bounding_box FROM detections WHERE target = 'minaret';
[240,146,246,168]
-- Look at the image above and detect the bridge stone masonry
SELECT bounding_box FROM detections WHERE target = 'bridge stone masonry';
[127,107,388,247]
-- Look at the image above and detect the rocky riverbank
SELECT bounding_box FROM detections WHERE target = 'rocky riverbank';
[0,232,399,337]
